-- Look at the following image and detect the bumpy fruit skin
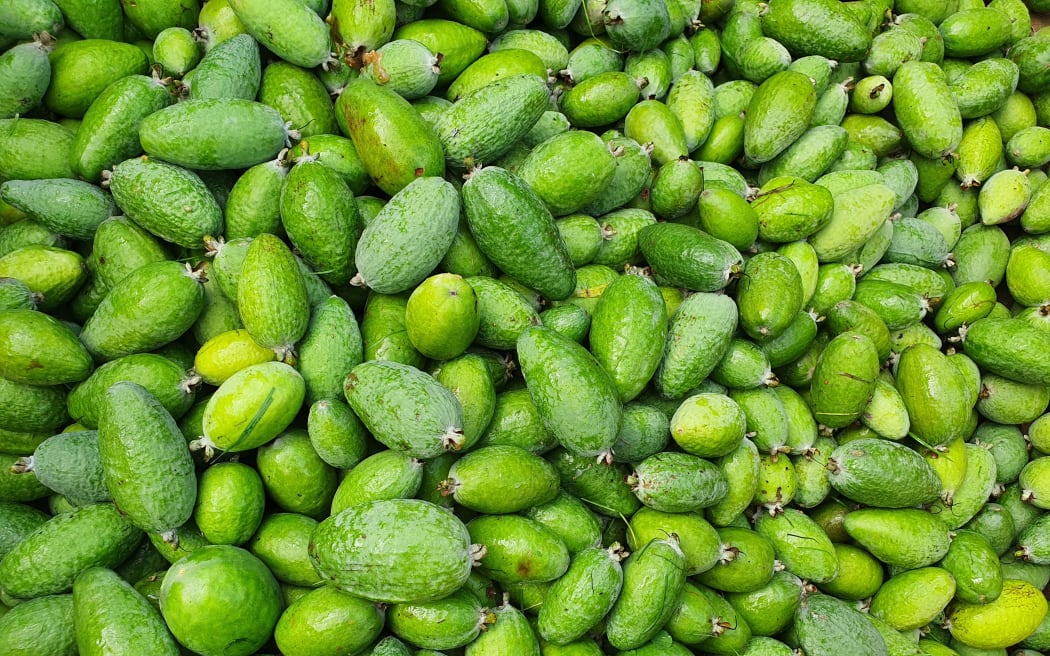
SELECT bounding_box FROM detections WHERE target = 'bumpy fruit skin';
[948,579,1049,649]
[309,499,475,603]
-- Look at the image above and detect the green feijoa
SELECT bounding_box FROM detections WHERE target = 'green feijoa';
[389,588,490,650]
[938,529,1003,605]
[743,71,817,165]
[761,0,870,60]
[622,100,688,166]
[977,374,1050,425]
[625,507,718,577]
[663,580,718,646]
[625,49,671,102]
[158,545,282,656]
[139,98,288,171]
[194,329,277,387]
[0,309,90,386]
[556,214,602,267]
[1018,512,1050,564]
[844,508,951,568]
[0,502,142,599]
[865,25,923,78]
[388,19,484,87]
[0,424,50,456]
[963,317,1050,386]
[689,28,721,75]
[0,375,68,434]
[1007,243,1050,308]
[948,579,1048,650]
[709,338,775,390]
[827,438,940,507]
[817,543,884,600]
[256,430,337,518]
[808,79,850,129]
[853,278,929,330]
[403,273,478,361]
[0,277,37,312]
[152,26,200,77]
[90,216,168,292]
[465,600,541,655]
[601,0,670,53]
[808,264,856,317]
[850,76,894,115]
[628,451,726,512]
[951,224,1011,287]
[312,498,475,602]
[537,544,626,645]
[345,360,465,458]
[951,58,1019,121]
[724,571,803,639]
[604,536,686,651]
[15,431,106,506]
[445,49,545,105]
[0,593,76,655]
[297,296,363,406]
[694,113,745,165]
[73,566,179,656]
[329,448,421,515]
[638,222,742,293]
[814,168,885,195]
[696,526,776,593]
[0,179,111,243]
[736,251,804,341]
[0,39,52,120]
[548,447,640,518]
[478,387,555,453]
[933,281,996,334]
[468,513,569,584]
[892,61,962,159]
[462,166,575,301]
[245,513,322,587]
[939,7,1012,58]
[964,503,1014,557]
[857,375,910,440]
[753,451,798,511]
[590,273,667,403]
[759,125,849,185]
[978,168,1032,226]
[731,386,791,456]
[273,586,385,656]
[186,32,258,100]
[755,508,837,583]
[877,158,920,212]
[288,135,369,196]
[443,445,558,514]
[669,393,746,459]
[0,117,73,182]
[666,70,714,153]
[735,36,792,85]
[809,183,896,263]
[0,502,48,558]
[431,354,497,451]
[192,461,264,546]
[524,491,602,554]
[236,232,308,355]
[0,449,50,502]
[809,332,879,429]
[98,382,195,537]
[79,260,204,362]
[778,385,819,453]
[280,159,360,286]
[896,344,971,448]
[761,311,819,370]
[106,156,222,249]
[649,157,703,221]
[1023,174,1050,234]
[1020,456,1050,509]
[199,360,304,455]
[608,402,669,463]
[795,594,888,656]
[360,292,423,368]
[518,325,621,459]
[44,39,149,118]
[593,208,657,270]
[685,186,755,252]
[519,131,616,217]
[912,154,956,206]
[991,90,1037,146]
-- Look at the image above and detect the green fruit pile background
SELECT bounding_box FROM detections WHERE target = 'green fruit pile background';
[4,0,1050,653]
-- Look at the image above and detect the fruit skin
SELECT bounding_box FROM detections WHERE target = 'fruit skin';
[761,0,871,61]
[604,536,687,650]
[227,0,332,68]
[309,498,475,603]
[106,156,224,249]
[963,317,1050,386]
[896,343,972,447]
[159,545,283,656]
[0,503,142,600]
[0,593,77,656]
[893,61,963,159]
[826,438,941,508]
[794,593,887,656]
[236,232,310,354]
[344,360,465,458]
[353,176,461,295]
[78,261,206,362]
[274,585,386,656]
[73,566,181,656]
[445,444,559,514]
[538,545,626,645]
[97,381,197,536]
[336,77,445,196]
[744,70,817,165]
[948,579,1049,650]
[843,508,951,569]
[517,325,622,459]
[0,309,92,385]
[201,360,306,453]
[462,166,577,301]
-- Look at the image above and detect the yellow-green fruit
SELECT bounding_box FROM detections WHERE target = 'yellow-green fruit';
[948,579,1049,649]
[405,273,480,361]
